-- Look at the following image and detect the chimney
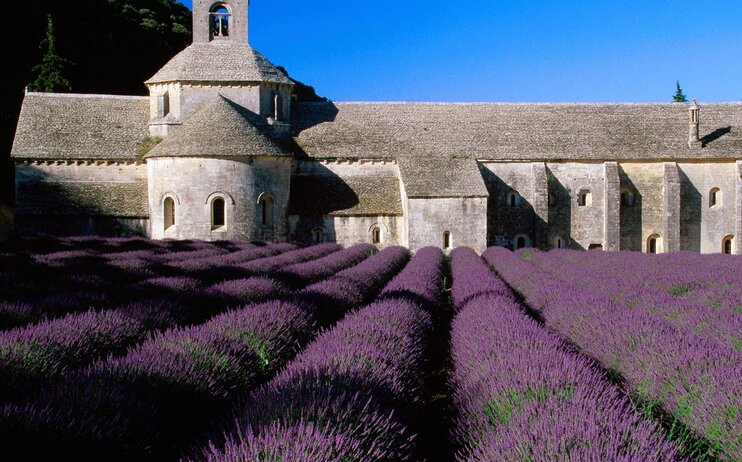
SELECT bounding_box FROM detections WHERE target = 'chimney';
[688,100,702,148]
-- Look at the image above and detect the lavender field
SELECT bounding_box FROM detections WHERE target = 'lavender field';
[0,237,738,461]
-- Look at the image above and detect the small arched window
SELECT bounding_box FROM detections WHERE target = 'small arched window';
[212,197,226,229]
[709,188,721,208]
[578,189,592,207]
[372,227,382,244]
[507,191,520,208]
[260,195,274,228]
[443,231,452,249]
[164,197,175,230]
[554,235,566,249]
[647,234,661,254]
[210,5,231,38]
[514,234,530,250]
[311,228,324,244]
[722,235,734,254]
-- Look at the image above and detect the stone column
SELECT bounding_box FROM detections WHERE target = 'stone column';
[736,160,742,254]
[663,162,681,253]
[530,162,549,249]
[603,161,621,251]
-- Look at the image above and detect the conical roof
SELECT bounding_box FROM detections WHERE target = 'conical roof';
[146,95,291,158]
[146,42,293,85]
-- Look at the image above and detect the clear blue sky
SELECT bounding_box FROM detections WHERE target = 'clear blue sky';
[179,0,742,103]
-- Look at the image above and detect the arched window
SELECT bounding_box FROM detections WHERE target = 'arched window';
[212,197,226,229]
[514,234,530,250]
[372,227,382,244]
[647,234,661,254]
[311,228,324,244]
[620,189,634,207]
[709,187,721,207]
[554,235,566,249]
[507,191,520,208]
[210,5,231,38]
[578,189,592,207]
[260,195,274,228]
[443,231,452,249]
[163,197,175,230]
[723,235,734,254]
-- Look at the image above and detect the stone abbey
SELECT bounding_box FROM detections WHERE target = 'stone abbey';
[10,0,742,254]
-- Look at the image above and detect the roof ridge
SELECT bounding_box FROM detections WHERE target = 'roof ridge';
[25,92,148,100]
[305,101,742,106]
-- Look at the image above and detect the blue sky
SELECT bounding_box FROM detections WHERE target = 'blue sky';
[179,1,742,103]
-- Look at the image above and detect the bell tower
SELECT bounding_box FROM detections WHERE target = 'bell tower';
[193,0,249,44]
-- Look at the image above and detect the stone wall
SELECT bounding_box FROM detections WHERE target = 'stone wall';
[148,156,291,241]
[546,162,606,250]
[480,162,543,249]
[677,162,737,253]
[15,161,148,237]
[618,163,665,252]
[333,215,402,248]
[289,160,402,246]
[192,0,248,44]
[405,197,487,253]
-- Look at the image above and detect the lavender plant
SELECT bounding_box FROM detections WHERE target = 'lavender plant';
[195,246,444,462]
[449,247,684,461]
[485,246,741,460]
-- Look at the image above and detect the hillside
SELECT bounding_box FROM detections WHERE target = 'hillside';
[0,0,192,207]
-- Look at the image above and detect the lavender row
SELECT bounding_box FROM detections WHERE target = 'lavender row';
[485,247,741,461]
[299,245,410,324]
[449,247,683,461]
[196,248,445,461]
[527,249,742,350]
[0,247,411,461]
[0,245,377,404]
[0,243,301,330]
[208,243,375,303]
[0,309,148,402]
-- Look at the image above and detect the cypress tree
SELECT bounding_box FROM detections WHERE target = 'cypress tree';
[673,81,688,103]
[29,15,72,93]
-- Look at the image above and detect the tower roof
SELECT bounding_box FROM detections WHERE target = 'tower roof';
[145,42,293,85]
[146,95,291,158]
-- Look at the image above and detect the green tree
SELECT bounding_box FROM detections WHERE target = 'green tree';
[29,15,72,92]
[673,81,687,103]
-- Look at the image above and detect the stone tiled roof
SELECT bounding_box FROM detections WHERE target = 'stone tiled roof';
[292,102,742,161]
[397,156,488,198]
[16,181,148,217]
[11,93,150,160]
[288,175,402,216]
[146,95,291,158]
[146,42,293,85]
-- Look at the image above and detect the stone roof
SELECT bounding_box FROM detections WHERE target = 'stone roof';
[11,93,150,160]
[146,42,293,85]
[292,102,742,161]
[288,175,402,216]
[146,95,291,158]
[15,181,148,217]
[397,156,488,198]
